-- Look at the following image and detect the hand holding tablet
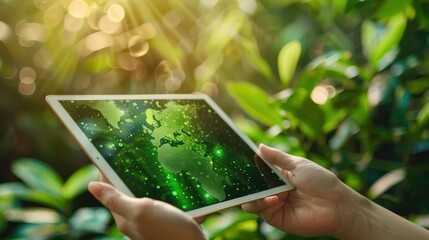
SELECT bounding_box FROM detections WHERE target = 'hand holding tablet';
[47,94,294,217]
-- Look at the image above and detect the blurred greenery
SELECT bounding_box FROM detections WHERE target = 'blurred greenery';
[1,0,429,239]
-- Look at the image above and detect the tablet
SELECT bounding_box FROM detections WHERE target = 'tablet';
[46,94,294,217]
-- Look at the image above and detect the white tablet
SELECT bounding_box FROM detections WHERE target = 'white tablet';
[46,94,294,217]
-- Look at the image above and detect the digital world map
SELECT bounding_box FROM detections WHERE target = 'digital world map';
[61,98,285,211]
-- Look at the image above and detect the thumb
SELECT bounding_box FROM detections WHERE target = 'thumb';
[88,181,134,216]
[259,144,298,171]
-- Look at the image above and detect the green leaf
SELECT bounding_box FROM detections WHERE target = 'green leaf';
[417,102,429,127]
[361,20,376,62]
[278,40,302,86]
[11,159,64,198]
[363,14,407,70]
[203,209,258,239]
[84,52,114,74]
[332,0,348,15]
[282,89,325,139]
[227,82,283,126]
[62,165,98,200]
[23,191,68,210]
[70,207,111,233]
[329,118,357,150]
[376,0,411,19]
[238,37,273,81]
[0,183,29,198]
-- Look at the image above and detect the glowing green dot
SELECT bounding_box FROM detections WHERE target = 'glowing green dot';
[172,191,177,196]
[118,143,123,147]
[156,185,160,189]
[213,146,224,157]
[182,205,187,209]
[99,144,104,148]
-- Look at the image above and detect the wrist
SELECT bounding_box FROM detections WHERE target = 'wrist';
[331,184,374,240]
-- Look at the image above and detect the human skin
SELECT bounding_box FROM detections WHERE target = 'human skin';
[88,144,429,240]
[242,145,429,240]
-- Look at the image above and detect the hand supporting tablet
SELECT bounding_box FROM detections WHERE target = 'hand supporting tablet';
[47,94,294,217]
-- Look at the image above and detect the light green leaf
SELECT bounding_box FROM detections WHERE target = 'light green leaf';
[62,165,99,200]
[332,0,348,15]
[376,0,411,19]
[239,37,273,81]
[278,40,302,86]
[11,159,63,198]
[227,82,283,126]
[417,102,429,127]
[361,20,376,62]
[84,52,114,74]
[70,207,111,233]
[19,190,67,210]
[363,14,407,70]
[372,14,407,69]
[0,183,29,199]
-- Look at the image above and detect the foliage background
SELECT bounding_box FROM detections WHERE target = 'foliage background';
[1,0,429,239]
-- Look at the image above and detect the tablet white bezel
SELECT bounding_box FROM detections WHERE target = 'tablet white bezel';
[46,94,294,217]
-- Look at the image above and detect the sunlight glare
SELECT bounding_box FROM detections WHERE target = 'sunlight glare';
[99,15,122,34]
[0,21,12,41]
[311,85,336,105]
[64,14,84,33]
[85,32,113,52]
[43,6,64,28]
[128,36,149,57]
[68,0,89,19]
[107,4,125,23]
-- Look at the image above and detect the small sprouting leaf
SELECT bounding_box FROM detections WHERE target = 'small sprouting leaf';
[62,164,98,200]
[278,40,302,86]
[11,159,63,198]
[227,82,283,126]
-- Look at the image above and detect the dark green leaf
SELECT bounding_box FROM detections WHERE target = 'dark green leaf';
[282,89,325,139]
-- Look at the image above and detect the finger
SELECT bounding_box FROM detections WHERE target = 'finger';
[88,181,135,217]
[259,144,299,171]
[99,173,112,184]
[194,216,205,224]
[242,192,287,214]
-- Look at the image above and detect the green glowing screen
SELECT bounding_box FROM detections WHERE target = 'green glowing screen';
[60,99,285,211]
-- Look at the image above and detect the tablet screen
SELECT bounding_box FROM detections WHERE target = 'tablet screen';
[57,97,289,213]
